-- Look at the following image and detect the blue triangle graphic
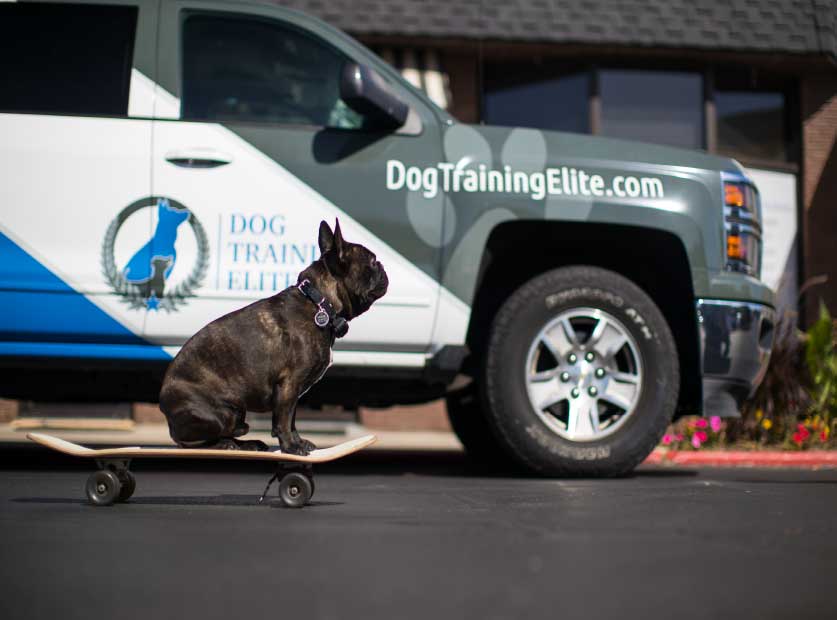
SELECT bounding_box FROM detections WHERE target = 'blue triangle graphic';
[0,231,149,346]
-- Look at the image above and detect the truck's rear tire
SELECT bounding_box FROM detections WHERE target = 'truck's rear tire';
[482,266,679,476]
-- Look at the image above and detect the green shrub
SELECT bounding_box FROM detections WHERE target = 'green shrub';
[800,303,837,446]
[731,312,810,446]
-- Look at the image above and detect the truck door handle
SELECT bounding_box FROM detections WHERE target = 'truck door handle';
[165,149,233,168]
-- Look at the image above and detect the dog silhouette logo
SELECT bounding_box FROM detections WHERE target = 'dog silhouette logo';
[102,197,209,312]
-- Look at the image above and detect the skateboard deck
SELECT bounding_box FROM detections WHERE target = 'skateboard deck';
[26,432,377,508]
[26,432,377,463]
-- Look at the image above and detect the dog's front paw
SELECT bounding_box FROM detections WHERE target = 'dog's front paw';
[283,442,311,456]
[278,436,311,456]
[291,431,317,454]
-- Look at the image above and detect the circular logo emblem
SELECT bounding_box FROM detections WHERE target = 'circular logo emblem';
[102,197,209,312]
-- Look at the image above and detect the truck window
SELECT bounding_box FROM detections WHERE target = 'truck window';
[716,91,788,163]
[483,66,589,133]
[181,13,364,129]
[599,69,703,150]
[0,3,137,117]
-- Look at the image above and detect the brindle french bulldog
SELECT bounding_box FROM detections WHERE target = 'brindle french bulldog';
[159,219,388,455]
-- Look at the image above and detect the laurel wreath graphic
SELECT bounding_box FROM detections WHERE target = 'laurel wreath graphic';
[101,197,209,313]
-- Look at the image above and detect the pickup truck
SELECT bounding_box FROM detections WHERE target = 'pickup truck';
[0,0,775,475]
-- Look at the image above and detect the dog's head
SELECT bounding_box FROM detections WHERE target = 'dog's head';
[317,219,388,318]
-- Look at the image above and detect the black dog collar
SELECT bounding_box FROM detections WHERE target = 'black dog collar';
[297,279,349,338]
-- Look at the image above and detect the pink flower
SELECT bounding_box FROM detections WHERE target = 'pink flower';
[675,434,684,441]
[694,418,708,429]
[695,431,708,443]
[710,416,723,432]
[691,434,702,449]
[662,434,673,445]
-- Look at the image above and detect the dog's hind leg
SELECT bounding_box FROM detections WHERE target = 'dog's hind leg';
[166,406,227,448]
[169,412,266,451]
[232,408,251,438]
[229,407,268,451]
[165,394,267,450]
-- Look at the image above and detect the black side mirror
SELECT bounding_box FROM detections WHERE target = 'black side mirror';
[340,63,409,130]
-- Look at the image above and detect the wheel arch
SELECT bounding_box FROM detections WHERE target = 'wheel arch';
[464,219,702,418]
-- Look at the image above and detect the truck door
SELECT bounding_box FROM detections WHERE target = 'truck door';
[0,0,157,355]
[146,2,446,360]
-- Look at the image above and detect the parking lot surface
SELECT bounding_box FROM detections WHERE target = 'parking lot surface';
[1,447,835,620]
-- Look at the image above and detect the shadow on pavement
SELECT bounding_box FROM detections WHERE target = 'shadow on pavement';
[12,495,344,508]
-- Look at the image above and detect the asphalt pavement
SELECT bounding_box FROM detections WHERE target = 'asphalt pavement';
[1,447,836,620]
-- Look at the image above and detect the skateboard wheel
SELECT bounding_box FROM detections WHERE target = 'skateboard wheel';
[85,470,121,506]
[117,471,136,502]
[278,472,312,508]
[306,474,315,500]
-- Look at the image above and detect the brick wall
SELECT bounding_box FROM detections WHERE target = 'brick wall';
[132,402,166,424]
[360,400,452,431]
[801,73,837,324]
[0,399,18,423]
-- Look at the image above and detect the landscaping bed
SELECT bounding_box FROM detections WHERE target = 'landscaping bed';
[658,303,836,459]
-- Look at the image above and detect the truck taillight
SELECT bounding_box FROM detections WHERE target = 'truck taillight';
[722,174,762,278]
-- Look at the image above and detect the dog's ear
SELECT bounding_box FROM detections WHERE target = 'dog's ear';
[318,220,334,254]
[320,219,348,276]
[333,218,345,258]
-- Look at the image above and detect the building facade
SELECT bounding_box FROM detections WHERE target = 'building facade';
[281,0,837,324]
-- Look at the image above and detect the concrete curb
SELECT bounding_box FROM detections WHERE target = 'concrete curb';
[645,449,837,468]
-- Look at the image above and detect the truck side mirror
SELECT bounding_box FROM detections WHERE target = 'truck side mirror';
[340,63,409,130]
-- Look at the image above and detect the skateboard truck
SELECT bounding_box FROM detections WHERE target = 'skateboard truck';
[86,458,136,506]
[259,464,315,508]
[258,472,280,503]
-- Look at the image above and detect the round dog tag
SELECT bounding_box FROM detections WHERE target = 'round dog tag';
[314,309,330,328]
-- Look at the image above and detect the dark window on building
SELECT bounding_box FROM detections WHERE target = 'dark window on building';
[599,70,703,149]
[182,14,363,128]
[0,3,136,116]
[716,90,788,163]
[483,63,589,133]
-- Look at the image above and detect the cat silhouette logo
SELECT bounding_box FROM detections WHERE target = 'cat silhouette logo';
[102,197,209,311]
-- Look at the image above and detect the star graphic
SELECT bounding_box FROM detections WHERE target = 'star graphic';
[146,293,160,311]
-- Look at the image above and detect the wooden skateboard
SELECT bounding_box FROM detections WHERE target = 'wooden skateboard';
[27,432,377,508]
